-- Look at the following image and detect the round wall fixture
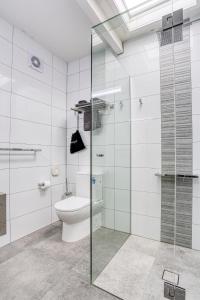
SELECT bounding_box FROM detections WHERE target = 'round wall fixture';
[31,56,41,69]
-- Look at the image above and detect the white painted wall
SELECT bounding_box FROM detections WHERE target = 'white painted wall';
[0,16,67,247]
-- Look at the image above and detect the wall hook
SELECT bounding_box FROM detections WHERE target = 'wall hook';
[139,98,143,105]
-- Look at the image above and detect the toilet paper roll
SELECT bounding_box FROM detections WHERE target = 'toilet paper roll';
[38,180,51,190]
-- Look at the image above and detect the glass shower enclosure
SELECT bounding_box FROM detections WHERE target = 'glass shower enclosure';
[90,0,200,299]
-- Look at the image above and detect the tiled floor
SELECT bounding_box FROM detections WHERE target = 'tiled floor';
[2,224,200,300]
[94,235,200,300]
[0,222,118,300]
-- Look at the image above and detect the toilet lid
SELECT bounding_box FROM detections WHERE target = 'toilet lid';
[55,196,89,212]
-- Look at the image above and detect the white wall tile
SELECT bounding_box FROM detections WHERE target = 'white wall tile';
[193,197,200,225]
[0,143,9,170]
[52,88,66,110]
[12,70,51,105]
[0,63,12,92]
[52,146,66,166]
[192,88,200,115]
[132,144,161,169]
[132,191,161,218]
[53,56,66,74]
[0,116,10,143]
[132,168,161,194]
[10,119,51,145]
[192,61,200,89]
[68,60,79,75]
[131,118,161,144]
[11,207,51,241]
[191,22,200,36]
[0,37,12,66]
[119,47,159,77]
[192,224,200,250]
[103,167,115,188]
[115,211,130,233]
[11,94,51,125]
[115,189,130,212]
[10,189,51,218]
[193,115,200,143]
[123,32,159,57]
[52,107,66,128]
[80,56,90,71]
[67,165,78,184]
[132,213,160,241]
[115,167,130,190]
[52,127,66,147]
[67,110,77,129]
[131,71,160,98]
[103,188,114,209]
[10,166,50,193]
[53,70,66,92]
[80,70,91,90]
[102,208,114,229]
[67,73,79,92]
[0,168,9,194]
[115,145,130,168]
[191,34,200,62]
[115,122,130,145]
[0,89,10,117]
[0,17,12,41]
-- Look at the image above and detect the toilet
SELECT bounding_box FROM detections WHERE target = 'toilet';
[55,170,103,242]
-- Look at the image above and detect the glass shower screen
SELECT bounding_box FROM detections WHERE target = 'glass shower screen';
[90,19,132,288]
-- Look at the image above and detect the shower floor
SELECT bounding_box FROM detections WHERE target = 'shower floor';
[94,234,200,300]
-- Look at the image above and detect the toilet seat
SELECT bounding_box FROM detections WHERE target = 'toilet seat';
[55,196,89,212]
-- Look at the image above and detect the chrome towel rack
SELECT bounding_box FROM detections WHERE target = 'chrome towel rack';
[155,173,199,179]
[0,148,42,153]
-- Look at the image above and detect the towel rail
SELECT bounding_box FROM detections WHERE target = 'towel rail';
[0,148,42,152]
[155,173,199,179]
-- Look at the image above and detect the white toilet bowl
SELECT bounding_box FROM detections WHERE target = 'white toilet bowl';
[55,196,102,242]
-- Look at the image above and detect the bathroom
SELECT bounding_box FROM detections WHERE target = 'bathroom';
[0,0,200,299]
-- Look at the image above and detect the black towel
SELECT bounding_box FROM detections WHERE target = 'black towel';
[70,130,86,154]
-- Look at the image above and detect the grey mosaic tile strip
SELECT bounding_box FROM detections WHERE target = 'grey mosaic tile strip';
[160,26,192,248]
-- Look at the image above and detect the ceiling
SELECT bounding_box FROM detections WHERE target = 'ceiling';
[0,0,93,62]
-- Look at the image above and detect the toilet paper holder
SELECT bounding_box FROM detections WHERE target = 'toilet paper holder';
[38,181,51,191]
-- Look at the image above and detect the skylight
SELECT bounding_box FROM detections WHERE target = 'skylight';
[124,0,150,10]
[114,0,197,31]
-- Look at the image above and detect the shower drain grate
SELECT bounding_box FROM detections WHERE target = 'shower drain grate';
[162,270,185,300]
